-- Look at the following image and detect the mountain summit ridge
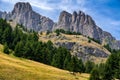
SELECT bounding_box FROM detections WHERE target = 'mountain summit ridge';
[12,2,32,13]
[0,2,120,50]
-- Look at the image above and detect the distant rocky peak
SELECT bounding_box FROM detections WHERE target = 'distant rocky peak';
[58,11,72,25]
[59,11,72,19]
[12,2,32,14]
[72,11,85,16]
[60,11,71,15]
[73,11,77,15]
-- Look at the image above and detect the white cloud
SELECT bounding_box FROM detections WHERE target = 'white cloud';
[1,0,55,11]
[110,21,120,26]
[28,0,54,11]
[76,0,85,4]
[1,0,87,12]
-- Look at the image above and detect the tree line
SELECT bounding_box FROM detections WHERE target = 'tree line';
[54,29,81,36]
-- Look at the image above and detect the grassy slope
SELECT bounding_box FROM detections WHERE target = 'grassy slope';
[39,32,111,55]
[39,32,110,63]
[0,44,89,80]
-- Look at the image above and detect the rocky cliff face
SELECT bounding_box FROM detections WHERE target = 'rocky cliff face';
[0,11,3,18]
[0,2,119,50]
[53,11,101,40]
[53,11,120,50]
[55,42,109,62]
[0,2,54,32]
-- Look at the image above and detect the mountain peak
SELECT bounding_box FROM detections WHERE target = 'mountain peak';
[61,11,70,14]
[59,11,72,18]
[12,2,32,14]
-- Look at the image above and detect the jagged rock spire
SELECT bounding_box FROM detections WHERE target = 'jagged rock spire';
[12,2,32,14]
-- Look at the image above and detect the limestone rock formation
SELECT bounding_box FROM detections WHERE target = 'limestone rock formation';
[0,2,54,32]
[53,11,120,50]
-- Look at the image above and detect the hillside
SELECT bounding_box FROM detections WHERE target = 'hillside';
[0,44,89,80]
[39,32,110,63]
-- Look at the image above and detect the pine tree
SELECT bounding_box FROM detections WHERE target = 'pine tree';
[114,51,120,79]
[23,41,32,59]
[98,63,105,79]
[51,47,68,69]
[78,59,85,73]
[0,29,3,43]
[14,41,25,57]
[85,60,95,73]
[102,63,113,80]
[55,29,60,36]
[3,43,9,54]
[90,67,100,80]
[32,31,38,41]
[51,52,61,68]
[2,26,12,44]
[70,56,79,72]
[63,52,71,70]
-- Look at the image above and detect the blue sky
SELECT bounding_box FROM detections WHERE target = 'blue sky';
[0,0,120,40]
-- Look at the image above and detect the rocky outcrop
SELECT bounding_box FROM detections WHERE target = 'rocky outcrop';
[53,11,101,40]
[54,41,109,62]
[55,42,75,50]
[72,45,108,62]
[0,2,54,32]
[110,40,120,50]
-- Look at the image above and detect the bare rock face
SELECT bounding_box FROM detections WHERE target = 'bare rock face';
[54,11,104,41]
[54,11,107,43]
[73,45,109,62]
[12,2,32,14]
[0,2,54,32]
[110,40,120,50]
[53,11,99,39]
[0,11,9,20]
[56,11,72,30]
[55,41,109,62]
[0,11,3,18]
[53,11,120,50]
[55,42,75,50]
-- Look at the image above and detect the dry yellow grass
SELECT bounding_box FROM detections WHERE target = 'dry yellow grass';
[39,32,110,62]
[0,44,89,80]
[39,32,110,55]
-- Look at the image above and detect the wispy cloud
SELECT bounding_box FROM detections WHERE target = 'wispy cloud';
[110,21,120,26]
[28,0,54,11]
[1,0,87,11]
[1,0,54,10]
